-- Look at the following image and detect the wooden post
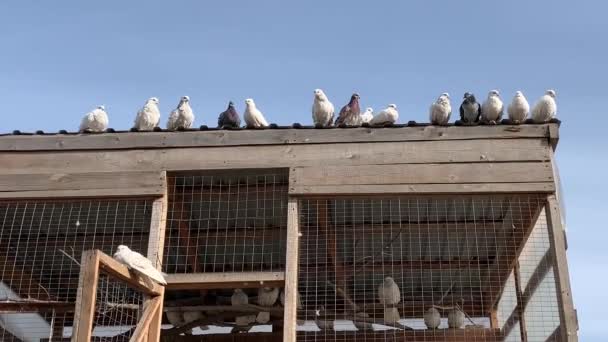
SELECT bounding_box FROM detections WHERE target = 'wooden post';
[513,262,528,342]
[146,172,168,342]
[131,296,162,342]
[283,198,299,342]
[546,195,578,341]
[71,250,101,342]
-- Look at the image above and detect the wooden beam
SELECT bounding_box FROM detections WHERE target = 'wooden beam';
[546,195,578,341]
[71,250,101,342]
[130,296,162,342]
[0,188,163,199]
[0,301,74,313]
[0,124,555,151]
[96,251,163,296]
[513,262,528,342]
[165,272,285,290]
[283,198,299,342]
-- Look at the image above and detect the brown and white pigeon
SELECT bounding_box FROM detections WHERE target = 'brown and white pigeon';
[531,89,557,123]
[335,93,361,126]
[218,101,241,128]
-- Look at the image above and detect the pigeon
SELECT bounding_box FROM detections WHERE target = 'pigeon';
[335,93,361,126]
[459,92,481,124]
[257,287,279,307]
[231,289,249,306]
[311,89,335,127]
[79,105,108,132]
[369,104,399,126]
[166,311,185,328]
[183,310,204,325]
[360,107,374,123]
[481,90,504,124]
[424,307,441,329]
[167,96,194,130]
[217,101,241,128]
[507,91,530,124]
[134,97,161,131]
[429,93,452,125]
[377,276,400,305]
[113,245,167,285]
[447,309,465,328]
[531,89,557,123]
[279,289,302,309]
[243,98,269,128]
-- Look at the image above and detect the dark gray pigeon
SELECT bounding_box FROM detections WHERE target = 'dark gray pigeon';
[335,93,361,126]
[218,101,241,128]
[459,92,481,124]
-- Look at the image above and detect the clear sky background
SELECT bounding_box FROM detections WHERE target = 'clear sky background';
[0,0,606,340]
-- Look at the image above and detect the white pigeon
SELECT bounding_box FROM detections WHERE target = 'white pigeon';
[360,107,374,123]
[377,277,401,305]
[481,90,504,124]
[79,105,108,132]
[166,311,185,328]
[447,309,465,328]
[369,104,399,126]
[429,93,452,125]
[231,288,249,306]
[531,89,557,123]
[113,245,167,285]
[279,289,302,309]
[257,287,279,307]
[183,310,204,324]
[134,97,161,130]
[507,91,530,124]
[243,98,269,128]
[167,96,194,130]
[311,89,335,127]
[424,307,441,329]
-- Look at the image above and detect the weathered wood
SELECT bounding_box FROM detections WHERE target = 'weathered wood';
[165,272,285,290]
[130,296,161,342]
[0,139,551,175]
[283,198,299,342]
[0,125,555,151]
[513,262,528,342]
[290,183,555,195]
[0,171,164,197]
[97,251,163,296]
[71,250,100,342]
[0,188,164,199]
[546,195,578,342]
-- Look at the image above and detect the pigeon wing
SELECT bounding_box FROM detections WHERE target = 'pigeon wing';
[459,104,465,122]
[127,252,167,285]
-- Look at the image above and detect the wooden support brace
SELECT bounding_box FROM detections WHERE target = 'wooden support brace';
[513,262,528,342]
[130,296,162,342]
[283,198,299,342]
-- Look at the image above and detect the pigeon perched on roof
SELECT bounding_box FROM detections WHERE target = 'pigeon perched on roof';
[167,96,194,130]
[507,91,530,124]
[134,97,161,131]
[424,307,441,329]
[459,92,481,124]
[370,104,398,126]
[481,90,503,124]
[258,287,279,307]
[243,98,269,128]
[360,107,374,123]
[531,89,557,123]
[113,245,167,285]
[218,101,241,128]
[377,277,401,305]
[280,289,302,309]
[335,93,361,126]
[79,105,108,132]
[231,289,249,306]
[312,89,335,127]
[448,308,465,328]
[429,93,452,125]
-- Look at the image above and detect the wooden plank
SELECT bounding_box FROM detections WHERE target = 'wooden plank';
[283,198,299,342]
[0,124,554,151]
[0,301,75,313]
[0,187,163,199]
[290,182,555,195]
[96,251,163,296]
[546,195,578,342]
[291,162,553,187]
[0,171,164,195]
[0,139,552,175]
[513,262,528,342]
[71,250,100,342]
[165,272,285,290]
[130,296,161,342]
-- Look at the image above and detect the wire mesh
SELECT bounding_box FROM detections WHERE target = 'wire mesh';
[0,198,153,341]
[164,170,289,274]
[296,195,562,342]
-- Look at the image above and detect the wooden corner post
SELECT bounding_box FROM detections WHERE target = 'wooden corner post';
[283,198,300,342]
[546,194,578,341]
[71,250,101,342]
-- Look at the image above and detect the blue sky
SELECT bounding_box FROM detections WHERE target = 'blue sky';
[0,0,606,339]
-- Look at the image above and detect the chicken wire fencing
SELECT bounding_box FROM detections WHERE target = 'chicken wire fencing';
[163,170,289,274]
[296,195,563,342]
[0,198,153,341]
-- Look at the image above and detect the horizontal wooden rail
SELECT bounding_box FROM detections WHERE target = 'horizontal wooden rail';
[165,271,285,290]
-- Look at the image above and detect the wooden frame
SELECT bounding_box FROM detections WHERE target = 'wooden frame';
[165,272,285,290]
[283,198,300,342]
